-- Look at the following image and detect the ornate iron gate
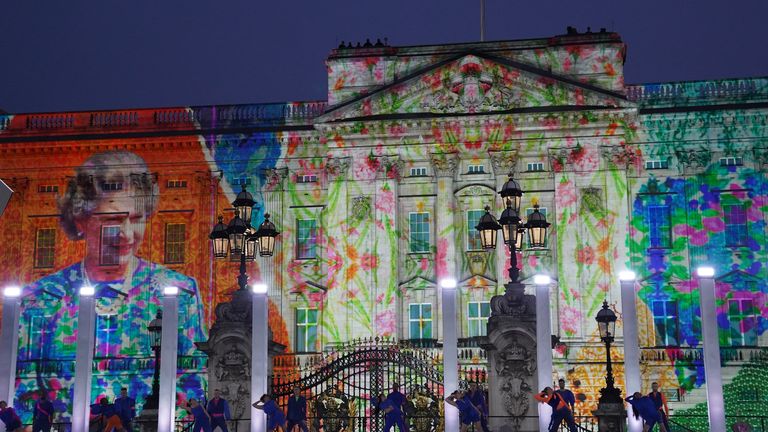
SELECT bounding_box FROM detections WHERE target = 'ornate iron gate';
[272,337,445,432]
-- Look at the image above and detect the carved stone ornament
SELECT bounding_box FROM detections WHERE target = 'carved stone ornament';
[421,55,516,113]
[600,144,642,169]
[215,346,250,383]
[580,187,604,215]
[490,283,532,317]
[488,150,518,176]
[674,149,711,171]
[264,167,288,190]
[495,340,536,431]
[214,289,253,323]
[430,152,460,178]
[753,148,768,166]
[325,157,351,180]
[351,196,372,221]
[376,156,405,180]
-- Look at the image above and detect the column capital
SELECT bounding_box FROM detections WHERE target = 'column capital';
[430,152,459,178]
[376,155,404,180]
[263,168,288,191]
[325,156,351,181]
[488,150,518,176]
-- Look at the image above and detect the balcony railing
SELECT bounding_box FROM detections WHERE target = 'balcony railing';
[641,346,768,365]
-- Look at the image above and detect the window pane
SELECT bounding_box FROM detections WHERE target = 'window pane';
[467,210,484,251]
[422,321,432,339]
[724,204,747,246]
[481,302,491,317]
[422,304,432,319]
[164,223,186,264]
[100,225,121,265]
[409,213,430,253]
[648,205,671,248]
[409,304,420,320]
[297,219,318,259]
[468,302,478,317]
[35,228,56,268]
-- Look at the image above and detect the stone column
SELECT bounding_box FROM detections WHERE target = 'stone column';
[482,285,538,432]
[323,157,352,341]
[158,287,180,432]
[0,286,22,404]
[430,152,459,344]
[72,286,96,432]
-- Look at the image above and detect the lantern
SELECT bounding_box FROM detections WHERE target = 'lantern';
[255,213,280,257]
[232,184,256,224]
[148,310,163,350]
[525,204,550,248]
[595,300,617,343]
[244,235,259,261]
[209,215,230,259]
[475,206,501,250]
[498,199,521,247]
[499,174,523,214]
[227,212,248,255]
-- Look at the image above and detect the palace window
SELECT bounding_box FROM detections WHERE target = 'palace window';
[295,308,318,352]
[164,223,186,264]
[100,225,121,265]
[298,174,318,183]
[719,157,743,167]
[409,212,430,253]
[467,164,485,174]
[166,179,187,189]
[467,209,485,251]
[100,182,124,192]
[727,299,757,346]
[409,303,433,340]
[37,184,59,193]
[651,299,679,346]
[296,219,318,259]
[410,167,428,177]
[27,314,50,359]
[647,205,671,248]
[95,314,119,358]
[724,203,747,246]
[232,177,251,186]
[35,228,56,268]
[467,301,491,337]
[645,160,669,170]
[527,162,545,172]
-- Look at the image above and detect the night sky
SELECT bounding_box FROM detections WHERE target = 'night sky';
[1,0,766,113]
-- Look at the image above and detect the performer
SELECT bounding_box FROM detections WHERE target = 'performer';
[90,397,124,432]
[207,389,231,432]
[556,379,576,412]
[445,390,481,432]
[648,382,670,431]
[467,383,490,432]
[253,394,287,432]
[32,393,54,432]
[114,388,136,432]
[0,401,23,432]
[534,387,577,432]
[187,398,213,432]
[286,387,309,432]
[625,392,667,432]
[373,392,408,432]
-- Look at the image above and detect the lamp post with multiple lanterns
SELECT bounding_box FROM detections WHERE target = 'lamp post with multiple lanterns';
[595,300,622,404]
[475,174,550,284]
[209,184,280,289]
[209,184,280,432]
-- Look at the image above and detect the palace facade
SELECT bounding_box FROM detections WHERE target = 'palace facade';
[0,29,766,427]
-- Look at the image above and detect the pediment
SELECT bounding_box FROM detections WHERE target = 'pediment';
[320,52,632,122]
[400,276,436,291]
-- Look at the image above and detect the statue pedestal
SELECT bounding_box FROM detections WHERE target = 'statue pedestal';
[134,408,157,432]
[592,402,627,432]
[482,282,539,432]
[196,289,284,422]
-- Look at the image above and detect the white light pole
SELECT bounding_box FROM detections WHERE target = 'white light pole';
[696,266,726,431]
[440,278,459,432]
[533,274,553,432]
[252,283,269,432]
[0,286,22,404]
[618,270,642,432]
[157,286,180,432]
[72,285,96,432]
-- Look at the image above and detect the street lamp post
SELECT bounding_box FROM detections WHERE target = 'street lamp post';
[475,174,550,432]
[143,311,164,411]
[593,300,626,432]
[209,184,280,432]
